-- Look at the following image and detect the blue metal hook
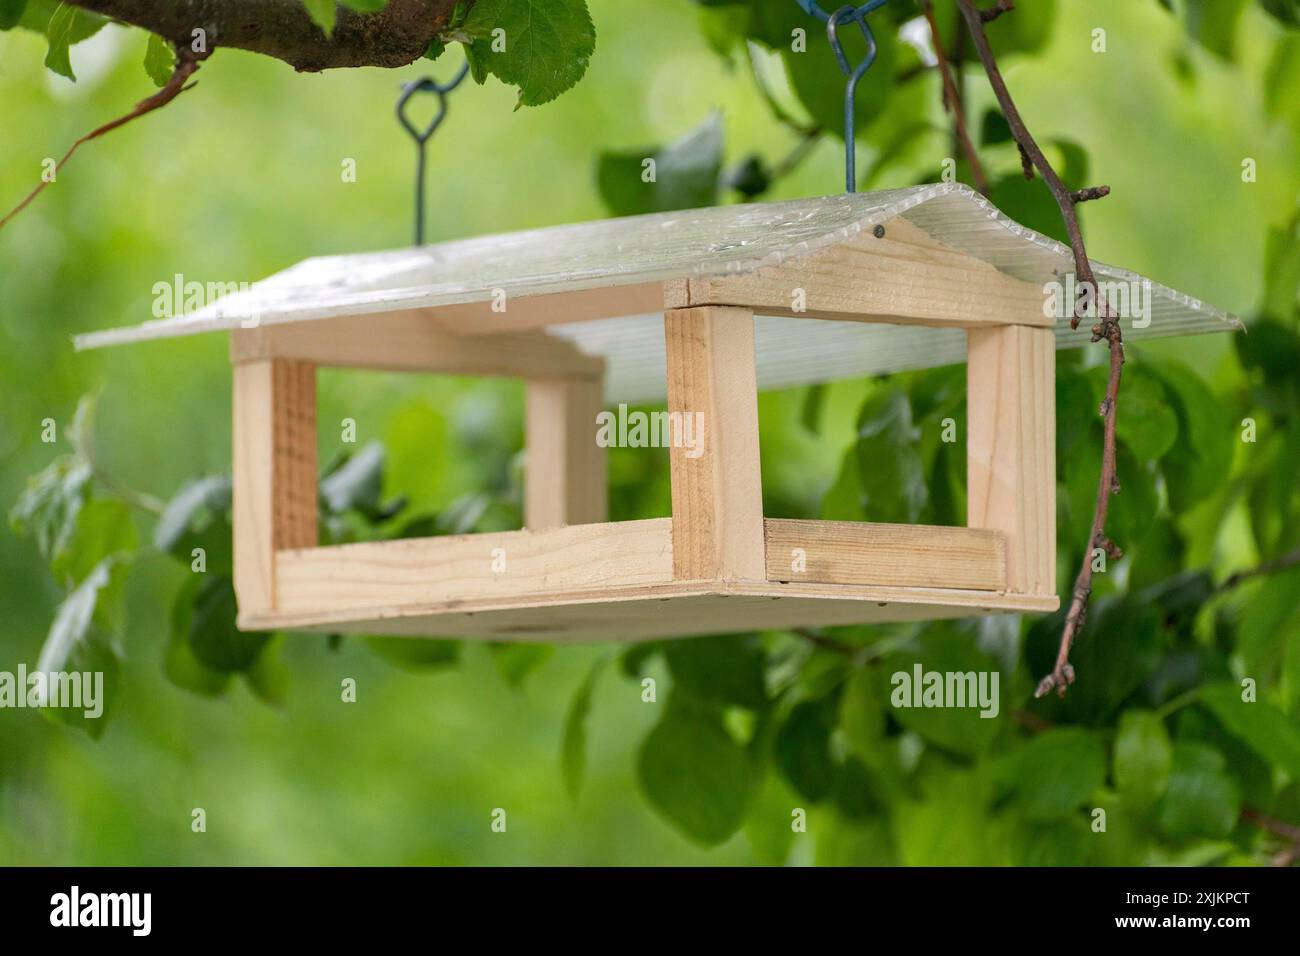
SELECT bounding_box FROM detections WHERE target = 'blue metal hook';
[795,0,890,22]
[396,59,471,245]
[795,1,890,193]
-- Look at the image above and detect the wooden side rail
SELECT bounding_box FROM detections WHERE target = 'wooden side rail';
[274,519,673,615]
[765,519,1006,591]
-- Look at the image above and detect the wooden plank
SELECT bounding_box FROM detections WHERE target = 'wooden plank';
[240,577,1059,641]
[967,324,1056,594]
[764,518,1005,591]
[273,518,673,615]
[525,377,608,528]
[430,282,666,336]
[232,359,317,613]
[681,217,1051,330]
[230,311,603,379]
[664,306,766,581]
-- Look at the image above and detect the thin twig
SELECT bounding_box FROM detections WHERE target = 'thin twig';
[771,125,825,181]
[1243,807,1300,867]
[1216,544,1300,595]
[917,0,989,195]
[0,50,202,232]
[92,466,166,516]
[980,0,1015,22]
[792,627,858,658]
[955,0,1121,699]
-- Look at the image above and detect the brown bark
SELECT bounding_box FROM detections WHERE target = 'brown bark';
[66,0,467,72]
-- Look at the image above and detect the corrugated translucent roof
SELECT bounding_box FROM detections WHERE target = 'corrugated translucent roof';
[74,182,1238,402]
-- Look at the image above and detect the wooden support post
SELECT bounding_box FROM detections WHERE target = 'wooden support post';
[232,358,318,614]
[664,306,765,582]
[524,376,607,529]
[967,325,1056,595]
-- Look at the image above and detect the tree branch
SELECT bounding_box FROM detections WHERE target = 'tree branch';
[979,1,1015,23]
[0,50,203,232]
[67,0,466,72]
[916,0,988,195]
[1216,543,1300,595]
[954,0,1121,699]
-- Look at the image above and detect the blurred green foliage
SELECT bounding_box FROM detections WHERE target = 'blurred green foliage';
[1,0,1298,865]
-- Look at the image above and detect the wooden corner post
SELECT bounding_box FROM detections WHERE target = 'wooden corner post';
[232,357,318,615]
[966,325,1056,595]
[524,375,608,529]
[664,306,765,582]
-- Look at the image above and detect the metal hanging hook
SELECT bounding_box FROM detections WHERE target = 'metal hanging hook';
[396,59,470,246]
[795,0,890,193]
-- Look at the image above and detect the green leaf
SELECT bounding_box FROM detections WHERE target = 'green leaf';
[833,755,886,820]
[1115,372,1178,462]
[302,0,337,37]
[560,657,605,800]
[423,36,447,61]
[743,771,802,865]
[66,391,97,461]
[839,667,886,760]
[998,728,1107,821]
[822,387,926,524]
[0,0,28,31]
[774,699,836,802]
[637,698,756,846]
[696,2,750,60]
[461,0,596,107]
[989,173,1071,245]
[894,767,1006,866]
[815,812,898,866]
[187,576,270,673]
[244,639,291,706]
[463,38,490,84]
[1157,741,1241,840]
[154,475,231,553]
[42,2,106,81]
[9,456,92,565]
[722,153,771,198]
[1172,0,1252,57]
[663,633,767,709]
[35,558,127,739]
[1113,710,1174,807]
[619,641,660,679]
[1264,35,1300,137]
[364,636,461,670]
[338,0,388,11]
[778,20,897,143]
[1260,0,1300,27]
[1285,623,1300,716]
[50,498,136,587]
[154,475,233,576]
[1028,598,1162,726]
[319,442,385,514]
[596,113,724,217]
[1146,354,1232,511]
[883,625,1002,755]
[142,32,173,87]
[165,575,232,698]
[1199,682,1300,778]
[490,642,553,689]
[447,0,472,30]
[799,382,827,434]
[980,109,1013,146]
[1236,319,1300,394]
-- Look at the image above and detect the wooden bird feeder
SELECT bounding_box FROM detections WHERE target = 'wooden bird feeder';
[76,184,1237,642]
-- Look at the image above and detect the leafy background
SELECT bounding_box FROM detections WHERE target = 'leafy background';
[1,0,1298,865]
